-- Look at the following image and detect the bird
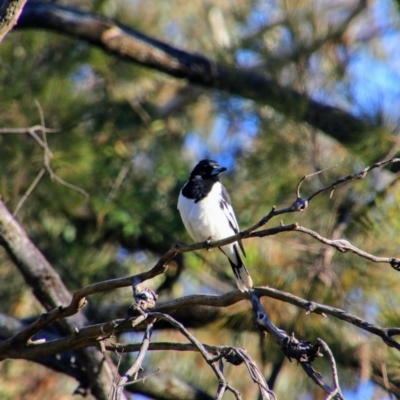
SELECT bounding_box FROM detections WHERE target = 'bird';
[177,159,253,292]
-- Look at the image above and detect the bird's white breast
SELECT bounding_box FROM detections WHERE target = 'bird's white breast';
[178,182,233,243]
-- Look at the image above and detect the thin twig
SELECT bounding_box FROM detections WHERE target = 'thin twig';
[296,164,338,198]
[243,157,400,235]
[301,361,343,400]
[307,158,400,202]
[110,349,124,398]
[318,339,343,400]
[119,368,160,387]
[381,362,394,400]
[6,115,90,199]
[112,323,154,400]
[108,162,131,201]
[235,348,275,400]
[292,225,400,269]
[148,312,242,399]
[0,126,59,134]
[107,341,231,354]
[13,168,46,216]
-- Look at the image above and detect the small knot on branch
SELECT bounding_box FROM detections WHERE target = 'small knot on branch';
[305,302,318,314]
[381,334,400,349]
[77,297,88,311]
[390,258,400,271]
[224,349,244,366]
[128,287,158,316]
[291,198,309,212]
[282,335,323,363]
[356,170,367,179]
[204,237,212,251]
[73,385,89,397]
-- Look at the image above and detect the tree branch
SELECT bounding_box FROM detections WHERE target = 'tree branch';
[14,1,373,146]
[104,340,400,399]
[0,0,28,43]
[0,198,125,400]
[147,311,267,399]
[2,285,400,360]
[248,292,344,399]
[3,216,397,360]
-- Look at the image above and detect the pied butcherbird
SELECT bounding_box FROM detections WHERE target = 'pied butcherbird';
[178,159,253,292]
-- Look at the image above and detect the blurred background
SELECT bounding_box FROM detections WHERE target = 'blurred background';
[1,0,400,399]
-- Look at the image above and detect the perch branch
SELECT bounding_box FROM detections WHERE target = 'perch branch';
[3,214,398,357]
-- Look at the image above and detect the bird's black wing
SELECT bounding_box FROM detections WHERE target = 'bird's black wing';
[220,185,246,257]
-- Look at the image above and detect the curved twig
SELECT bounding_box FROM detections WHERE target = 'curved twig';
[318,339,343,400]
[111,323,154,400]
[149,312,244,399]
[307,158,400,202]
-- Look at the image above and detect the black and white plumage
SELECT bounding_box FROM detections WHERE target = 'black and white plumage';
[178,159,253,292]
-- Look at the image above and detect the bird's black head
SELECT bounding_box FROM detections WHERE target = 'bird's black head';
[189,159,227,181]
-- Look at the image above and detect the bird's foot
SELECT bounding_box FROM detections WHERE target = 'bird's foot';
[204,237,212,251]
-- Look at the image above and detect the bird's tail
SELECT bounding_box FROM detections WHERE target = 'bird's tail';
[226,244,254,292]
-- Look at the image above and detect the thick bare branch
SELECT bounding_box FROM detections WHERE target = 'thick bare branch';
[0,198,73,309]
[3,284,400,362]
[2,214,399,360]
[14,1,373,146]
[0,198,124,400]
[0,0,28,42]
[248,292,344,399]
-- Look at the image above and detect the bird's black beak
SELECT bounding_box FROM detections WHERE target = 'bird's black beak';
[211,166,227,176]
